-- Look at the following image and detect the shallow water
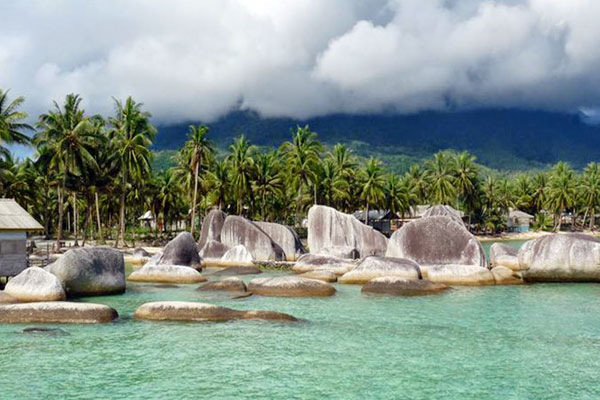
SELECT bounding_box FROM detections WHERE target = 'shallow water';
[3,241,600,399]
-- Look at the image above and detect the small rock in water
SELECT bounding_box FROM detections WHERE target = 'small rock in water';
[211,266,262,276]
[22,327,70,336]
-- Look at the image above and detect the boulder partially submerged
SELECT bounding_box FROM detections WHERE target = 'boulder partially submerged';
[362,277,449,296]
[491,266,524,285]
[339,256,421,284]
[128,265,207,284]
[519,234,600,282]
[4,267,66,302]
[292,254,356,276]
[386,216,487,268]
[134,301,297,322]
[426,264,495,286]
[159,232,202,270]
[248,276,336,297]
[221,216,285,261]
[197,209,227,249]
[0,302,118,323]
[307,205,387,258]
[255,221,305,261]
[197,277,247,292]
[221,245,255,265]
[211,266,262,276]
[45,247,126,297]
[490,243,521,271]
[297,270,338,283]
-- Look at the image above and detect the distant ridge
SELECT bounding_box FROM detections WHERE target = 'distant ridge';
[154,109,600,171]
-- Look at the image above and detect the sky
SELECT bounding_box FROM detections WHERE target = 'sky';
[1,0,600,125]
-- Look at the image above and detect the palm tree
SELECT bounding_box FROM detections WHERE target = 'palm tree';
[252,151,284,220]
[512,174,533,213]
[227,135,255,215]
[385,174,414,218]
[207,160,229,210]
[181,125,213,235]
[531,172,547,214]
[320,158,349,208]
[281,125,322,225]
[407,165,427,204]
[0,89,32,159]
[109,96,155,247]
[546,161,576,231]
[425,152,456,205]
[453,151,480,219]
[359,157,386,225]
[580,162,600,230]
[36,94,100,250]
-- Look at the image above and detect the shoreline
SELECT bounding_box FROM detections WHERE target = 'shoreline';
[476,230,600,242]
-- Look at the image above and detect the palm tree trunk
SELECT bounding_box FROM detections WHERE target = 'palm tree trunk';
[190,161,199,235]
[95,192,104,244]
[116,171,127,248]
[591,209,596,231]
[54,183,65,251]
[365,202,370,226]
[73,192,79,246]
[296,184,303,227]
[82,200,91,246]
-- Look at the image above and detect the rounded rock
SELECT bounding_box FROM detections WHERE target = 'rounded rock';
[248,276,336,297]
[339,256,421,284]
[426,264,495,286]
[0,301,118,323]
[197,277,247,292]
[4,267,66,302]
[362,277,449,296]
[128,265,207,284]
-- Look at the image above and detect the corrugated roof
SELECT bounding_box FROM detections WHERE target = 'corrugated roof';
[0,199,44,231]
[509,209,534,219]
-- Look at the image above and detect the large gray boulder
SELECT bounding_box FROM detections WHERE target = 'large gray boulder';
[4,267,66,302]
[0,302,118,323]
[45,247,125,297]
[221,216,285,261]
[422,205,464,225]
[307,205,387,258]
[199,240,229,260]
[159,232,202,270]
[519,234,600,282]
[339,256,422,284]
[197,209,226,249]
[490,243,521,271]
[134,301,297,322]
[221,245,254,265]
[386,216,487,268]
[255,221,305,261]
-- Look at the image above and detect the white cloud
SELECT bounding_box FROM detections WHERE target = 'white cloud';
[0,0,599,123]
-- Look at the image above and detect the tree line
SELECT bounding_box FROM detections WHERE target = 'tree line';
[1,89,599,249]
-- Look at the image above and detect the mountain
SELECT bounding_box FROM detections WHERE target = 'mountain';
[153,109,600,172]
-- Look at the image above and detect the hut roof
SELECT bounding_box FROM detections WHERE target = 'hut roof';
[0,199,44,231]
[509,209,534,219]
[138,210,155,220]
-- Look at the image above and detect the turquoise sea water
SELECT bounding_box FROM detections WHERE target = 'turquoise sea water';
[3,240,600,399]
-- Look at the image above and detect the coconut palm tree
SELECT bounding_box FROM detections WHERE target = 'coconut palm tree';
[359,157,386,225]
[546,162,576,231]
[531,172,547,214]
[0,89,32,159]
[580,162,600,230]
[109,96,155,247]
[36,94,101,250]
[385,173,414,218]
[453,151,480,219]
[227,135,255,215]
[207,160,229,211]
[181,125,213,235]
[319,158,349,208]
[406,165,427,204]
[253,151,284,220]
[281,125,322,225]
[425,152,456,205]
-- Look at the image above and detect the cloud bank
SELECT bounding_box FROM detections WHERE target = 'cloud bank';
[1,0,600,123]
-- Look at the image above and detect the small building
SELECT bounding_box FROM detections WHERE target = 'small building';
[507,209,534,232]
[138,210,156,229]
[353,209,401,236]
[0,199,44,277]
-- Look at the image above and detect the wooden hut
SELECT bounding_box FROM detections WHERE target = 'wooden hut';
[0,199,43,278]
